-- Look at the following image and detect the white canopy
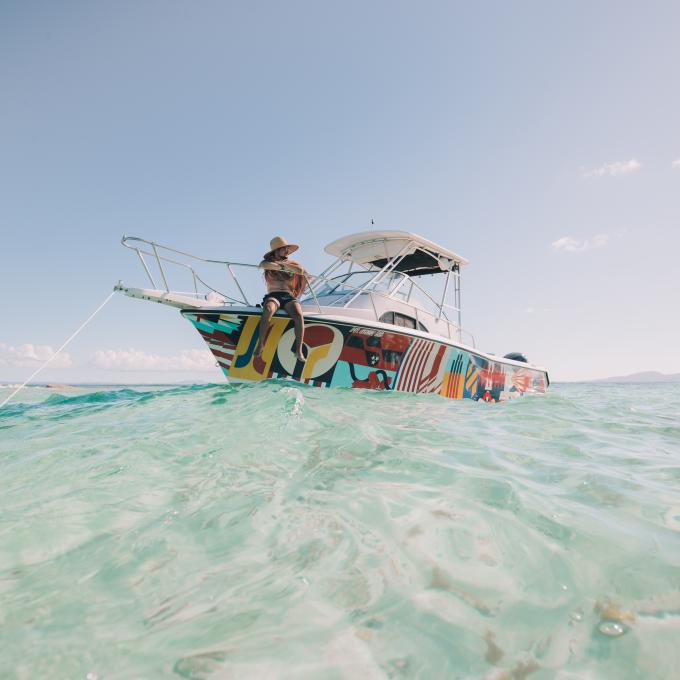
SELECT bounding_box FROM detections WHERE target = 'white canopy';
[324,230,468,275]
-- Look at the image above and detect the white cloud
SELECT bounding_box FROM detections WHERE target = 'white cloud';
[0,343,72,368]
[581,159,641,178]
[92,348,216,371]
[552,234,609,253]
[672,159,680,169]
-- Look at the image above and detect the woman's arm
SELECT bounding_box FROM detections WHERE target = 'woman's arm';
[281,260,305,275]
[259,260,284,271]
[258,259,306,275]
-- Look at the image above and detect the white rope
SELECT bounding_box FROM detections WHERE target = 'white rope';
[0,291,116,409]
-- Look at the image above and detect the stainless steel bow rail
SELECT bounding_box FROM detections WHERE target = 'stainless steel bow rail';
[119,236,476,346]
[120,235,263,305]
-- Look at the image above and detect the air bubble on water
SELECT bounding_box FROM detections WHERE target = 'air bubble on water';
[569,609,583,623]
[664,507,680,531]
[86,673,98,680]
[598,621,626,637]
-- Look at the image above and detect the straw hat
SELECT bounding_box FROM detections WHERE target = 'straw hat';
[264,236,299,258]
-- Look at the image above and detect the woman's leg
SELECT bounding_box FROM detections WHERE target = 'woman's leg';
[285,300,305,362]
[255,299,279,357]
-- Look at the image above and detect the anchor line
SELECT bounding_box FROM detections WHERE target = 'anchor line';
[0,290,116,409]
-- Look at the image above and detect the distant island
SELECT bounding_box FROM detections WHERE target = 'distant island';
[592,371,680,383]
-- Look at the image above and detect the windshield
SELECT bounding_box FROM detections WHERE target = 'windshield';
[311,271,406,298]
[311,272,374,297]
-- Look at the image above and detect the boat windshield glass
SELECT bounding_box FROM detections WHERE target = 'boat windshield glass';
[312,271,405,298]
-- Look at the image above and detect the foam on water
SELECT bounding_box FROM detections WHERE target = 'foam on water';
[1,382,680,679]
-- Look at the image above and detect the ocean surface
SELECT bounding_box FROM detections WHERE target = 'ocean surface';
[1,382,679,680]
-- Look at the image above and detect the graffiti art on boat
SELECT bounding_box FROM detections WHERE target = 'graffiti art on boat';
[184,311,547,402]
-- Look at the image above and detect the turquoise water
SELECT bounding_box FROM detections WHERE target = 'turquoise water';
[1,382,679,679]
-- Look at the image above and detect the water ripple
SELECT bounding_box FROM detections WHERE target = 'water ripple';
[1,382,680,678]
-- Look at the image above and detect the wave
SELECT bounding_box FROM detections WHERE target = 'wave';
[0,380,330,424]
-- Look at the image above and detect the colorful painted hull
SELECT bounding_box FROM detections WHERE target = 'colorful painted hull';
[182,309,549,402]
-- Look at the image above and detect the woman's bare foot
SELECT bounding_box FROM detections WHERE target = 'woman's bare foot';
[296,345,306,362]
[254,343,264,358]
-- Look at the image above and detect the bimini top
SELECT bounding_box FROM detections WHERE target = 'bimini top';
[324,230,469,277]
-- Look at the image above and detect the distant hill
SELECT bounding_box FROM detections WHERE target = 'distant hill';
[593,371,680,383]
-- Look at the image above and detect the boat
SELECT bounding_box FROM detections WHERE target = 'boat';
[115,231,549,401]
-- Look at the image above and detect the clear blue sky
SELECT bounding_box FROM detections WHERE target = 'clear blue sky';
[2,0,679,383]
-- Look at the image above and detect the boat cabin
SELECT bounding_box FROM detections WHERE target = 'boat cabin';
[301,231,471,344]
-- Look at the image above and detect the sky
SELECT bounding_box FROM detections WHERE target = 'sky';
[1,0,679,384]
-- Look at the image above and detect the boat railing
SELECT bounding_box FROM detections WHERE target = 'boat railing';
[121,235,285,306]
[121,236,476,347]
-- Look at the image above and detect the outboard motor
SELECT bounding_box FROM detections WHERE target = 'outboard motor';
[503,352,528,363]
